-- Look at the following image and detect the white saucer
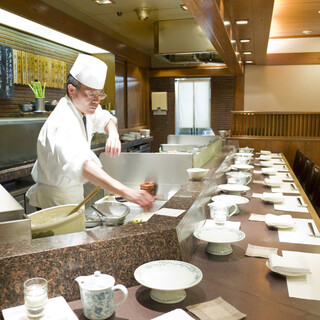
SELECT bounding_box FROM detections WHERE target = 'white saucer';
[231,164,254,171]
[134,260,202,304]
[194,227,245,255]
[266,261,306,277]
[211,194,249,205]
[218,184,250,195]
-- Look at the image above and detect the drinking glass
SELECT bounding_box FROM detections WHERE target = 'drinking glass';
[24,277,48,319]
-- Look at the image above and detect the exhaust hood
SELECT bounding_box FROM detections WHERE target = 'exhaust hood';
[154,19,224,65]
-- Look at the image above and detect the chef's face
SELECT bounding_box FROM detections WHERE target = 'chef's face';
[68,83,106,115]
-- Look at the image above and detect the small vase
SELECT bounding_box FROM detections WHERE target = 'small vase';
[34,97,45,112]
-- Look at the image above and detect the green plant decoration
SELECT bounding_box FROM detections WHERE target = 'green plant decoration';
[28,80,46,98]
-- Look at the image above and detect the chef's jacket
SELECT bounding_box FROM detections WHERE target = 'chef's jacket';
[26,95,116,209]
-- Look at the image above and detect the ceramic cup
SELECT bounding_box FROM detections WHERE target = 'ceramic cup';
[208,201,238,225]
[24,277,48,319]
[76,272,128,320]
[227,172,252,186]
[234,156,251,165]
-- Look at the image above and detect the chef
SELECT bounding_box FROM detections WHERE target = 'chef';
[26,54,153,211]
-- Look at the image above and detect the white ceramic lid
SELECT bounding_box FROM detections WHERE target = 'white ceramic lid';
[79,271,114,291]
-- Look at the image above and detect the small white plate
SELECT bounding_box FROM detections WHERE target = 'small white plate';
[218,184,250,194]
[194,227,245,255]
[266,261,306,277]
[231,164,254,171]
[211,194,249,205]
[134,260,202,304]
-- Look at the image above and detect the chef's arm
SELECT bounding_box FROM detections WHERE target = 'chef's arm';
[104,119,121,157]
[82,160,153,211]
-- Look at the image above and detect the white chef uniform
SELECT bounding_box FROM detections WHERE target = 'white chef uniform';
[26,95,116,209]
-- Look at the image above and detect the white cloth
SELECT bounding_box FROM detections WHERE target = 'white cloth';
[268,253,311,275]
[27,95,116,208]
[265,213,294,228]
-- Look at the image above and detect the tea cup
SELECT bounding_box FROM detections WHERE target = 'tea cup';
[208,201,238,225]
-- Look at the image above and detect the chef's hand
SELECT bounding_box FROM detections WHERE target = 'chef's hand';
[105,134,121,157]
[125,189,154,212]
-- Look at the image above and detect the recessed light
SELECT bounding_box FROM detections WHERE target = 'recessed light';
[240,39,250,43]
[224,21,230,26]
[246,60,253,64]
[235,52,240,55]
[302,30,312,35]
[180,5,188,11]
[93,0,114,4]
[236,20,249,25]
[231,40,236,44]
[243,51,252,55]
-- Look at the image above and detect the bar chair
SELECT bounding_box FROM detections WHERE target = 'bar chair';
[305,165,320,204]
[293,150,306,181]
[300,158,315,190]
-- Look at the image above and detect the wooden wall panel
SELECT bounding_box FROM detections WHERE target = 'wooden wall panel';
[115,60,126,130]
[127,64,148,129]
[229,137,320,167]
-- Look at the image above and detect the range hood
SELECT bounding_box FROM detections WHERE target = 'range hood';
[154,19,224,65]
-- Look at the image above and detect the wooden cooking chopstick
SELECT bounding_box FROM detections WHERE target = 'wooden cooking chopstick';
[66,186,100,217]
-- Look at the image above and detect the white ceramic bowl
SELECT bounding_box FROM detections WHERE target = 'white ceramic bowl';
[94,202,130,226]
[29,204,85,238]
[186,168,210,181]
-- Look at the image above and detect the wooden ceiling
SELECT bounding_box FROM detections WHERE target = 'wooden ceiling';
[0,0,319,72]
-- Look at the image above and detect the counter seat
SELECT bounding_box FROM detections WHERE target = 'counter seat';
[0,143,233,316]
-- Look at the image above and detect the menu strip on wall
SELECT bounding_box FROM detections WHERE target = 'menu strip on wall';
[0,44,14,98]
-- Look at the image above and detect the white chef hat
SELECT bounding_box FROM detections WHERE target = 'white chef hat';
[70,54,107,90]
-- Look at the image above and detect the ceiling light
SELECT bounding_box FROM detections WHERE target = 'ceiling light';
[231,40,236,44]
[135,8,151,20]
[224,21,230,26]
[243,51,252,55]
[180,5,188,11]
[240,39,250,43]
[93,0,114,4]
[236,20,249,25]
[302,30,312,35]
[0,9,108,53]
[235,52,240,55]
[246,60,253,64]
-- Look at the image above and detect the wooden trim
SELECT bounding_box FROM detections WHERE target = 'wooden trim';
[149,67,231,78]
[266,52,320,65]
[182,0,242,75]
[0,0,150,68]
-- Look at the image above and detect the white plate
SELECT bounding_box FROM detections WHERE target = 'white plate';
[134,260,202,304]
[231,164,254,171]
[218,184,250,194]
[266,261,306,277]
[194,227,245,244]
[211,194,249,205]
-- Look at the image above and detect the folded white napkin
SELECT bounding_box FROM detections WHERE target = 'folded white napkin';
[268,253,311,275]
[265,213,294,228]
[260,161,274,167]
[261,167,278,175]
[260,150,271,155]
[262,192,284,203]
[259,155,272,160]
[264,178,283,187]
[249,213,266,221]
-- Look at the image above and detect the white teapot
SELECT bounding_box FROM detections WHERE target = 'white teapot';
[75,271,128,320]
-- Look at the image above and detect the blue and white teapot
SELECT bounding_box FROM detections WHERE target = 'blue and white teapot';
[75,271,128,320]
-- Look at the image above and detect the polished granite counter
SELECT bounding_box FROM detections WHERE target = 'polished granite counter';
[0,142,236,315]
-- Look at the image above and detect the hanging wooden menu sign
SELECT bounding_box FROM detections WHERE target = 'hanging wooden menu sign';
[0,44,14,98]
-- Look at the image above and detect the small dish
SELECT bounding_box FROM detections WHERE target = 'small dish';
[186,168,209,181]
[218,184,250,195]
[211,194,249,205]
[194,227,245,255]
[231,164,254,171]
[266,261,306,277]
[134,260,202,304]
